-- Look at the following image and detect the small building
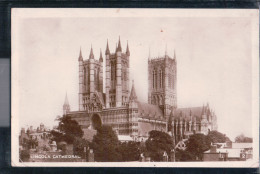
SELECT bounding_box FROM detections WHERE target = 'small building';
[203,142,253,161]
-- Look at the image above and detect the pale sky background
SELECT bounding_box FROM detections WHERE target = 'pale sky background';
[13,10,255,141]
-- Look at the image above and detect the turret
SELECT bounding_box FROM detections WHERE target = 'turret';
[116,37,122,107]
[99,49,103,93]
[89,45,95,95]
[78,47,84,111]
[126,41,130,96]
[105,40,111,108]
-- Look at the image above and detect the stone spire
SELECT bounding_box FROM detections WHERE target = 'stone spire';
[89,45,94,59]
[99,49,103,62]
[63,92,70,115]
[117,36,122,52]
[78,47,83,61]
[105,39,110,55]
[126,40,130,56]
[129,80,137,101]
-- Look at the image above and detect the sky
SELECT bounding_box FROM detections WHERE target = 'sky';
[12,9,257,141]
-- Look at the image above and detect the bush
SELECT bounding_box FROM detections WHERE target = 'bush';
[118,141,141,161]
[73,137,89,158]
[19,150,30,162]
[91,125,122,162]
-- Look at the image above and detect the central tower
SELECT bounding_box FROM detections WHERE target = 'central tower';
[105,37,130,108]
[148,51,177,117]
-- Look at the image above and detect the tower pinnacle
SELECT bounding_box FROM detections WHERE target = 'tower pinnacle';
[99,49,103,62]
[126,40,130,56]
[78,47,83,61]
[105,39,110,55]
[117,36,122,52]
[89,44,94,59]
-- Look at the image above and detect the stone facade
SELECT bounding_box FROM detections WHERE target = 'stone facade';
[63,37,218,142]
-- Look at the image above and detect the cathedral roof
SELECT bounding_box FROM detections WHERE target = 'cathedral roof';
[173,106,212,122]
[138,122,154,137]
[137,102,165,120]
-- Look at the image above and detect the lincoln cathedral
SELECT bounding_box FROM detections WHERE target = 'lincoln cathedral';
[63,37,218,143]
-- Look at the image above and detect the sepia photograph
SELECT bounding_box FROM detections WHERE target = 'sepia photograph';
[11,8,259,167]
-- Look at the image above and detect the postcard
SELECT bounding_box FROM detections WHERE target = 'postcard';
[11,8,259,167]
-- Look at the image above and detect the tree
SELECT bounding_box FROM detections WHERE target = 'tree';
[175,149,194,161]
[19,149,30,162]
[91,125,122,162]
[73,137,89,158]
[186,133,211,161]
[207,130,230,143]
[118,141,141,161]
[51,115,84,144]
[235,134,253,143]
[145,130,174,161]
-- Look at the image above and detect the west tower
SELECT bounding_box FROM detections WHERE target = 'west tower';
[148,50,177,117]
[78,46,103,111]
[105,37,130,108]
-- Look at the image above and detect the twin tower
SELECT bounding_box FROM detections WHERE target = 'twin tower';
[78,37,177,117]
[78,37,130,111]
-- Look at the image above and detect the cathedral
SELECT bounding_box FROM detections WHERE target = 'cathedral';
[63,37,218,143]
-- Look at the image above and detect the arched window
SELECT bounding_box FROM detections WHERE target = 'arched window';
[83,67,86,85]
[159,70,163,88]
[172,74,174,89]
[153,69,157,89]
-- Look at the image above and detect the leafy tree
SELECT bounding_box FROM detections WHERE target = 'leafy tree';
[19,149,30,162]
[186,133,211,161]
[51,115,84,144]
[73,137,89,158]
[118,141,141,161]
[145,130,174,161]
[235,134,253,143]
[175,149,194,161]
[91,125,122,162]
[207,130,230,143]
